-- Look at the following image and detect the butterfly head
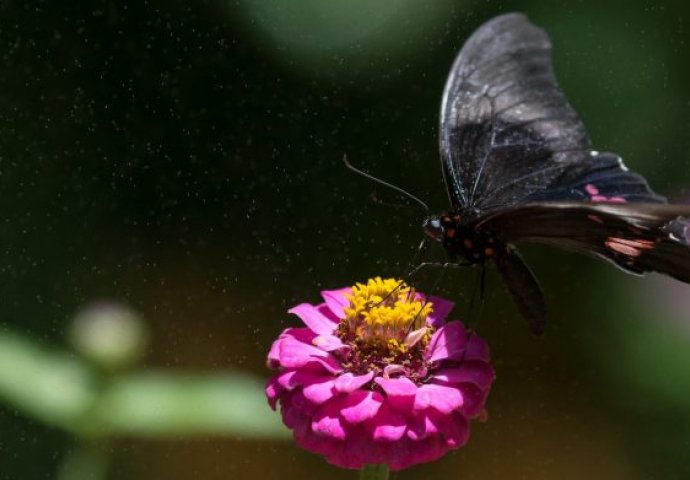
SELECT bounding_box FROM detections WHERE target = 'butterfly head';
[422,213,462,243]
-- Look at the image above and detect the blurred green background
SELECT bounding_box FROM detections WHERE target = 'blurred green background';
[1,0,690,478]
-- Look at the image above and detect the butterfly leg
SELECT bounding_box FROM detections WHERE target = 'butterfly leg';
[406,260,473,278]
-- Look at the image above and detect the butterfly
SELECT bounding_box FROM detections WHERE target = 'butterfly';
[422,13,690,334]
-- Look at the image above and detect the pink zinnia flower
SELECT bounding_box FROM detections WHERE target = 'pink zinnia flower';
[266,277,495,471]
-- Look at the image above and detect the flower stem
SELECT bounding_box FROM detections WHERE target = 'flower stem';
[359,464,390,480]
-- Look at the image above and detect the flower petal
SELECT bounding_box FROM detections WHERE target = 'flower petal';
[267,338,282,369]
[340,390,383,424]
[426,321,467,362]
[277,335,333,368]
[302,377,337,405]
[278,327,317,344]
[334,371,374,393]
[277,369,337,392]
[437,411,469,447]
[415,384,463,414]
[288,303,338,335]
[457,383,486,417]
[370,404,407,442]
[466,334,490,361]
[404,326,429,348]
[321,287,351,319]
[312,334,346,352]
[306,357,343,374]
[426,296,454,327]
[375,377,417,413]
[383,364,405,377]
[281,396,311,435]
[406,411,439,440]
[265,377,282,410]
[312,398,347,440]
[431,361,495,388]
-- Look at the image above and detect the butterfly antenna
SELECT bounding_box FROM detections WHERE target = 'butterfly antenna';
[343,154,429,212]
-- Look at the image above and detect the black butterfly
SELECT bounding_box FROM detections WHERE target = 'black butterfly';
[422,13,690,334]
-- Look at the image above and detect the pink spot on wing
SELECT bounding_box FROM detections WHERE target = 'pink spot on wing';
[605,237,655,257]
[586,184,627,203]
[585,184,599,195]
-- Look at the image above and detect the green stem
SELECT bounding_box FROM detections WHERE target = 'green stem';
[359,464,390,480]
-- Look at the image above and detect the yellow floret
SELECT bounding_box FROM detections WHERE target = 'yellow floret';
[341,277,434,353]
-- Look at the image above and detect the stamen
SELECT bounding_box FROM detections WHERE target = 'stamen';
[337,277,435,373]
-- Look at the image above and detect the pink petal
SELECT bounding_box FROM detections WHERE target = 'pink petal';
[316,303,341,323]
[267,338,282,368]
[306,357,344,374]
[426,321,467,362]
[465,334,490,362]
[340,390,383,424]
[302,377,336,405]
[415,384,463,414]
[375,377,417,413]
[426,296,455,327]
[370,404,407,442]
[406,412,439,440]
[277,335,332,368]
[265,377,282,410]
[295,428,339,458]
[278,327,317,344]
[321,287,351,319]
[278,369,336,391]
[312,334,346,352]
[457,383,487,417]
[275,370,299,390]
[289,390,319,416]
[404,326,428,348]
[334,371,374,393]
[281,399,311,434]
[436,411,469,447]
[289,303,338,335]
[312,399,347,440]
[431,361,495,388]
[383,364,405,377]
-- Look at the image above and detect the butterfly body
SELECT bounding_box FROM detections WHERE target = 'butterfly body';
[430,13,690,333]
[423,212,500,264]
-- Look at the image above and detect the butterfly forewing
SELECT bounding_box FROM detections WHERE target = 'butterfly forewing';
[439,13,592,211]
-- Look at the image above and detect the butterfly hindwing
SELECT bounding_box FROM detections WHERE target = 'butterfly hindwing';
[495,248,547,334]
[439,13,592,211]
[478,202,690,282]
[527,151,666,204]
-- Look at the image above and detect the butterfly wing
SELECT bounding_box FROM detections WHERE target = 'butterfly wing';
[495,247,547,334]
[479,202,690,282]
[439,13,592,211]
[524,151,666,205]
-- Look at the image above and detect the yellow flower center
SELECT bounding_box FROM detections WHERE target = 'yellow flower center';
[339,277,433,355]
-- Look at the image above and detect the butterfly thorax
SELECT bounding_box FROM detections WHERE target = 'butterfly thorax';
[422,212,500,264]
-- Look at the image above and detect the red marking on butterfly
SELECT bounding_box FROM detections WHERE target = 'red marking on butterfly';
[585,184,626,203]
[604,237,655,257]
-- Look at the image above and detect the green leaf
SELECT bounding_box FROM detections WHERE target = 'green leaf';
[95,370,290,439]
[0,330,96,431]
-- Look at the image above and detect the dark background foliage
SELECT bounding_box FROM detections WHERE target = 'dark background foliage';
[1,0,689,478]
